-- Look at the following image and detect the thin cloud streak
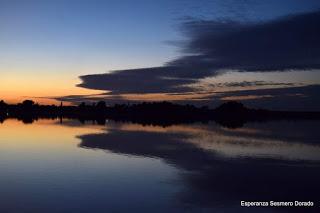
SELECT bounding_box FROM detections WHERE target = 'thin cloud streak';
[52,84,320,111]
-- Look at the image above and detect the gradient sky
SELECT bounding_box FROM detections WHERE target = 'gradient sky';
[1,0,320,109]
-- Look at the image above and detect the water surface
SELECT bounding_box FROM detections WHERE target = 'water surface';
[0,119,319,212]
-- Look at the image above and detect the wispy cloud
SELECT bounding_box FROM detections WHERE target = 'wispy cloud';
[214,84,320,111]
[51,84,320,111]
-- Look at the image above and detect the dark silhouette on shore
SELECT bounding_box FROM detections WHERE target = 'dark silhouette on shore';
[0,99,320,127]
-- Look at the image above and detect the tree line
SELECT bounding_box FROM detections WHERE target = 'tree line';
[0,99,319,128]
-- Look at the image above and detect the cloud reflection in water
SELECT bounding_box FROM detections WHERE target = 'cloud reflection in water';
[78,120,320,210]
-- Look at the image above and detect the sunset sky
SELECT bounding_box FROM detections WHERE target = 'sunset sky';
[1,0,320,110]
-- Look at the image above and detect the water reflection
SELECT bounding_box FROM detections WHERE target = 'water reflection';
[79,121,320,210]
[0,119,319,212]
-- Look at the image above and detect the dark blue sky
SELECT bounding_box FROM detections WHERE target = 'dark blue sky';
[1,0,319,73]
[1,0,320,109]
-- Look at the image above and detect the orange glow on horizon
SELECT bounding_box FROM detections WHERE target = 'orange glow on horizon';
[1,74,103,105]
[2,69,315,105]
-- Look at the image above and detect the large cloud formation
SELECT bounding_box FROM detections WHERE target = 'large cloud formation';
[78,10,320,94]
[78,67,196,94]
[171,10,320,71]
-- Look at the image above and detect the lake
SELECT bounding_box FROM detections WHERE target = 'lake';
[0,118,319,212]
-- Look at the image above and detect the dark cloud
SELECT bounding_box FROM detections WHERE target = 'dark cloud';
[172,10,320,71]
[77,10,320,95]
[78,67,196,94]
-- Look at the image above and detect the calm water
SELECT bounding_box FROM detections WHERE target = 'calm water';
[0,119,319,212]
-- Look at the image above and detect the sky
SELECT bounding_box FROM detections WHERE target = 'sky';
[1,0,320,110]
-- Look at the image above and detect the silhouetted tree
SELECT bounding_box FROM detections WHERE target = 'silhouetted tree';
[96,101,106,110]
[215,101,247,114]
[0,100,8,111]
[79,102,86,108]
[22,100,35,108]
